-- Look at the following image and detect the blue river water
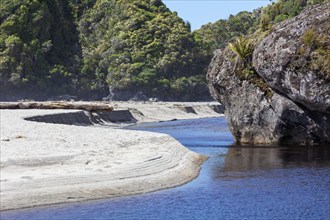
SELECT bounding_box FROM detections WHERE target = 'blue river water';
[1,117,330,220]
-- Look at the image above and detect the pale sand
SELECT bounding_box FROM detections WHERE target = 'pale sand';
[111,101,223,122]
[0,102,223,211]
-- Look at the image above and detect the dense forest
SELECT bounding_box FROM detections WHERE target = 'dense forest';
[194,0,328,56]
[0,0,327,101]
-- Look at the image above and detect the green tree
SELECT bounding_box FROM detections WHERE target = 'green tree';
[0,0,81,99]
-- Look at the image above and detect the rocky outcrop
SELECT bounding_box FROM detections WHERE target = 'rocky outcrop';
[207,4,330,145]
[253,4,330,113]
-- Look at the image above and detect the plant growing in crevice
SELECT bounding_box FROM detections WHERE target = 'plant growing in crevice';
[302,28,318,49]
[305,29,330,79]
[228,36,254,65]
[228,36,273,98]
[296,27,330,79]
[229,36,256,78]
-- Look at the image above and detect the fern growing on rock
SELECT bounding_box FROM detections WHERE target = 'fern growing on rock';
[228,36,254,65]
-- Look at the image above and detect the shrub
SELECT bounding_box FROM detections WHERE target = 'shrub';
[228,36,254,64]
[259,14,271,31]
[302,29,318,48]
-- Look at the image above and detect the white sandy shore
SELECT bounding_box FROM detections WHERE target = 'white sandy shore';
[0,102,223,211]
[111,101,223,122]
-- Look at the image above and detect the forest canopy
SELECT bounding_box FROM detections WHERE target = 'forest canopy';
[0,0,326,101]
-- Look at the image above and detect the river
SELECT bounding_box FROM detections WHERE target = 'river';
[1,117,329,219]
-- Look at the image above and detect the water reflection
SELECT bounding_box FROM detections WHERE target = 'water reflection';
[214,145,330,180]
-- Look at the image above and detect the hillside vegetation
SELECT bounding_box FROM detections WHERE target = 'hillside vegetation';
[0,0,82,99]
[0,0,209,100]
[194,0,328,56]
[0,0,327,100]
[77,0,210,100]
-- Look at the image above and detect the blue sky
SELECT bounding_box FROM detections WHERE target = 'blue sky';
[162,0,272,30]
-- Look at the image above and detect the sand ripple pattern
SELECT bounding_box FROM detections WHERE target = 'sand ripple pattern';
[0,109,207,211]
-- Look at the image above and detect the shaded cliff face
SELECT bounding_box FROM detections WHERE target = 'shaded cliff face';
[207,4,330,145]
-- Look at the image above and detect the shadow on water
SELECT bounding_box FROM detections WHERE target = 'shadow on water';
[1,117,330,220]
[215,145,330,181]
[222,145,330,171]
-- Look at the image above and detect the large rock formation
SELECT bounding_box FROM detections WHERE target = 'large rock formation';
[207,4,330,145]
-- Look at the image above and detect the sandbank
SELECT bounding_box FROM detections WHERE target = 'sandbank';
[0,102,223,211]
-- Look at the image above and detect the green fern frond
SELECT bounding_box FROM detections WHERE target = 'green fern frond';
[228,36,254,63]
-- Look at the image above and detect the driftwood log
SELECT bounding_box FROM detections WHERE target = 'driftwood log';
[0,102,113,111]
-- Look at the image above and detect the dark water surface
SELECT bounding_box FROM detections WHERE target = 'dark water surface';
[1,117,330,220]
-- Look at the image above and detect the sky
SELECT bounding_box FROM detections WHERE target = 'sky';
[162,0,272,30]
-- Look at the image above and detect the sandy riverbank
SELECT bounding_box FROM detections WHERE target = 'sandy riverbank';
[111,101,223,123]
[0,102,223,211]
